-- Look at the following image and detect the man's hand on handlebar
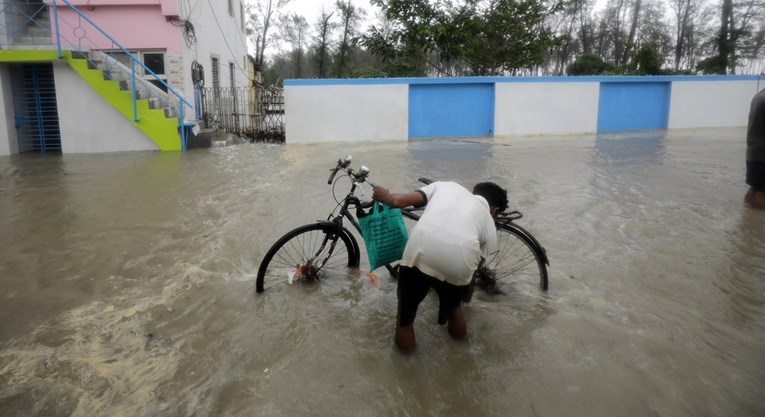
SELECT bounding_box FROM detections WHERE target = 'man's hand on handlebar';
[372,185,390,203]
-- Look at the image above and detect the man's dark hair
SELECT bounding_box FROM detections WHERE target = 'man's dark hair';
[472,182,508,212]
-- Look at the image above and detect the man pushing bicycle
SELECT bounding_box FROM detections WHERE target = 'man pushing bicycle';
[372,181,508,353]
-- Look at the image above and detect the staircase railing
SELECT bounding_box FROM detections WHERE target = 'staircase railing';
[49,0,193,150]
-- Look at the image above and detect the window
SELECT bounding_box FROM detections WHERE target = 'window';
[229,62,235,89]
[211,57,220,90]
[143,52,165,76]
[108,50,167,92]
[212,57,221,116]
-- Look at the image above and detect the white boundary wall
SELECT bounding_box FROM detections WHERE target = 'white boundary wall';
[494,82,600,136]
[285,84,408,144]
[668,80,760,129]
[284,76,764,145]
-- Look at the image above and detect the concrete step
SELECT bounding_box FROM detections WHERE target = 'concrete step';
[2,42,55,49]
[71,51,90,60]
[22,26,51,35]
[164,107,178,118]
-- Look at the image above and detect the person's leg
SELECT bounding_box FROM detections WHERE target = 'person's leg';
[436,281,469,339]
[395,312,417,353]
[751,190,765,209]
[447,306,467,339]
[461,274,476,303]
[745,162,765,209]
[395,267,431,353]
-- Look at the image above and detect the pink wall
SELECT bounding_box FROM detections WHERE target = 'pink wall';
[55,0,178,16]
[53,5,182,52]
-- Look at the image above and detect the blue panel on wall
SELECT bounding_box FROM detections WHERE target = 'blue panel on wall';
[409,83,494,138]
[597,82,671,133]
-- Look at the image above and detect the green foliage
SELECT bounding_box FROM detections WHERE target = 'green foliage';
[346,66,389,78]
[568,45,668,76]
[629,43,664,75]
[566,53,611,75]
[696,55,725,75]
[361,0,564,76]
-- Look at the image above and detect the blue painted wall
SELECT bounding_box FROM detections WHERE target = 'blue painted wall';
[597,82,671,132]
[409,83,494,138]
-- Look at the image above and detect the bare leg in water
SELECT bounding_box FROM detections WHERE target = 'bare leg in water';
[745,187,765,209]
[447,307,467,339]
[395,313,416,353]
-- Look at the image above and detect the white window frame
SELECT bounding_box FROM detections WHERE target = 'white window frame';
[107,49,167,88]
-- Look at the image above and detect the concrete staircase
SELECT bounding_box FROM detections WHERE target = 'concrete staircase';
[65,51,183,150]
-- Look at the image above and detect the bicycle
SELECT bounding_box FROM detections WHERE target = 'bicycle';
[255,155,549,294]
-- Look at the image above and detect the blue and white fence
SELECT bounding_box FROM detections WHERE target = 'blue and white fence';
[284,75,764,144]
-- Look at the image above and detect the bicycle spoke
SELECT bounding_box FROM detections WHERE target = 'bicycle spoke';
[258,226,353,292]
[485,226,547,293]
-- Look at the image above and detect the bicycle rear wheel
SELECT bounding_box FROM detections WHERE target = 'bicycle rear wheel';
[256,223,359,293]
[482,224,548,294]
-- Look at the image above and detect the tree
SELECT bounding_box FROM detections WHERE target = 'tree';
[630,43,664,74]
[335,0,367,78]
[358,2,432,76]
[361,0,563,76]
[705,0,765,74]
[636,0,673,61]
[312,7,336,78]
[566,53,611,74]
[621,0,642,65]
[247,0,291,69]
[717,0,734,73]
[547,0,597,75]
[280,13,310,78]
[670,0,694,69]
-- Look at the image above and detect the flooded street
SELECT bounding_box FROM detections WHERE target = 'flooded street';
[1,128,764,417]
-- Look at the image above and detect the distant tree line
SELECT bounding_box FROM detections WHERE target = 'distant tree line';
[246,0,765,84]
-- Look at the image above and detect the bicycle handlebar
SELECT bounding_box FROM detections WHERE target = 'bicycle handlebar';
[327,155,353,184]
[327,167,340,184]
[327,155,374,187]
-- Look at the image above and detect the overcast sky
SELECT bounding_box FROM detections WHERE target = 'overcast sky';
[280,0,376,28]
[258,0,376,55]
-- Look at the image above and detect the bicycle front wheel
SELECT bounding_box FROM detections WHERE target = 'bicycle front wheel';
[483,225,548,294]
[256,223,359,293]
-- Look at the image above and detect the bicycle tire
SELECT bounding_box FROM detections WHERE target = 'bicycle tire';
[256,223,360,293]
[483,224,549,292]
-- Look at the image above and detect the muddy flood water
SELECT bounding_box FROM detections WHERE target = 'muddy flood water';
[1,128,764,417]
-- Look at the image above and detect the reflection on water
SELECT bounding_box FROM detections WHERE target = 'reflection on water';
[1,129,764,417]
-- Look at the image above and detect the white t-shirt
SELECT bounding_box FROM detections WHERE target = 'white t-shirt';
[400,181,498,286]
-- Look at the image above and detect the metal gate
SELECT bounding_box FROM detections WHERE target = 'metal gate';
[200,85,284,143]
[10,63,62,153]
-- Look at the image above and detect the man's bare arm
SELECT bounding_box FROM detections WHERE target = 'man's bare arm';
[372,186,425,208]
